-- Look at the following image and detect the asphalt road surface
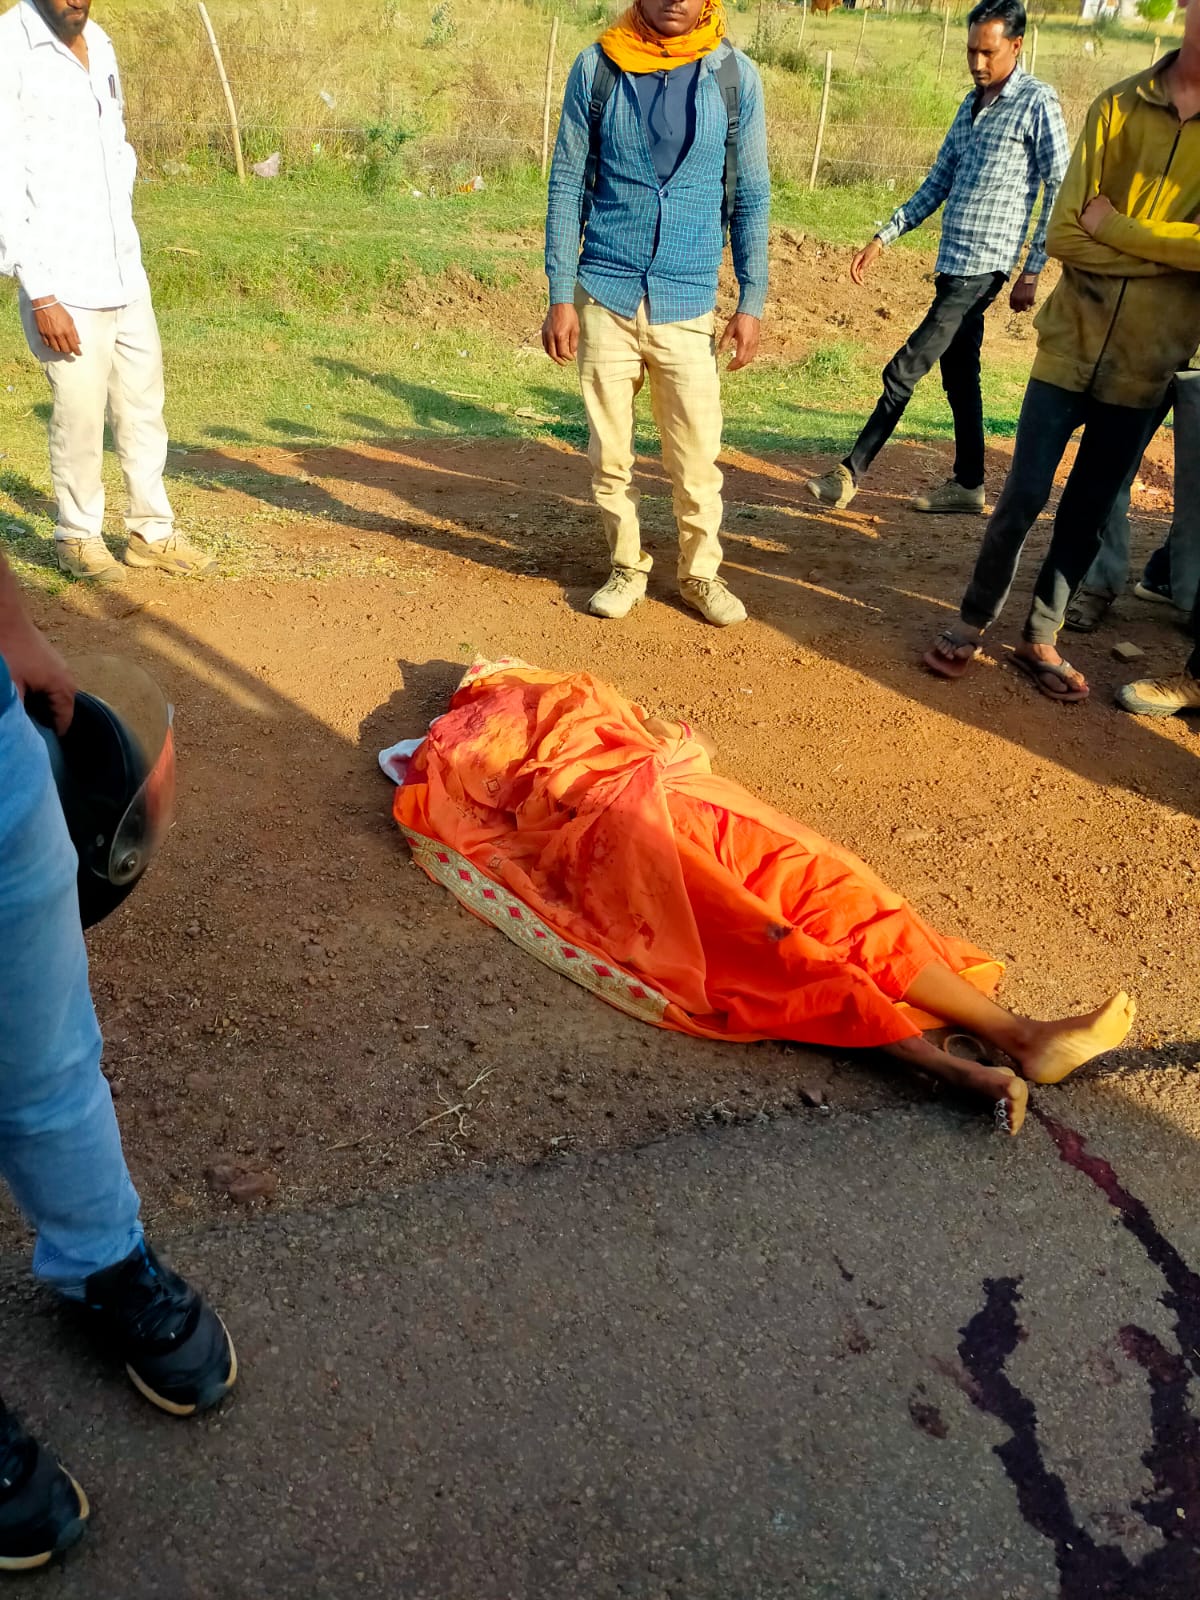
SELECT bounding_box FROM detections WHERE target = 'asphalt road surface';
[2,1092,1198,1600]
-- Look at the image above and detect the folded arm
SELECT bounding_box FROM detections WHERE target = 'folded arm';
[1093,210,1200,271]
[1046,97,1175,279]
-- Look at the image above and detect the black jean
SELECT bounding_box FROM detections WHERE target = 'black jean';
[1187,591,1200,678]
[844,270,1006,490]
[961,378,1157,645]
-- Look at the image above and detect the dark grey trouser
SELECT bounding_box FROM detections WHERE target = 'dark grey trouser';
[1080,369,1200,612]
[844,271,1006,490]
[960,379,1157,645]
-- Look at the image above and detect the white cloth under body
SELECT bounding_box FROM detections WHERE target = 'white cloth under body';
[0,0,148,307]
[378,737,424,785]
[21,296,173,545]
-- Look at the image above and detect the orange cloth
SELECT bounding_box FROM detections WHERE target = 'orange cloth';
[394,664,1003,1050]
[598,0,726,73]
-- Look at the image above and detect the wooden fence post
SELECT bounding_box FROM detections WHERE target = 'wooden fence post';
[196,2,246,184]
[853,4,868,69]
[540,15,560,181]
[809,48,833,191]
[798,0,808,50]
[1028,23,1038,75]
[936,3,951,82]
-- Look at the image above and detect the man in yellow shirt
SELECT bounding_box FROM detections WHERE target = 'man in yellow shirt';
[924,0,1200,703]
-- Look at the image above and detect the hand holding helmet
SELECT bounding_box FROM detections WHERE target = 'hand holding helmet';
[28,655,176,928]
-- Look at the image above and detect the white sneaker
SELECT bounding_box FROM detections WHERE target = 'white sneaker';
[55,538,125,583]
[589,567,647,619]
[680,576,747,627]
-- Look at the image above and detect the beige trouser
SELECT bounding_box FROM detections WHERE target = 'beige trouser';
[575,288,724,582]
[20,295,174,544]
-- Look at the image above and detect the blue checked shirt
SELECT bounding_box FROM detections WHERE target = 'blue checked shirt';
[876,66,1069,278]
[545,41,770,324]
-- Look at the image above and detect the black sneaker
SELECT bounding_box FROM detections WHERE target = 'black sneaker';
[84,1243,237,1417]
[0,1405,88,1570]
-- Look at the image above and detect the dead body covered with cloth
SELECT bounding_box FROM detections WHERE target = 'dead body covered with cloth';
[385,662,1135,1136]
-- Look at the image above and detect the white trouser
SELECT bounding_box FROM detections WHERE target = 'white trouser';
[20,295,173,545]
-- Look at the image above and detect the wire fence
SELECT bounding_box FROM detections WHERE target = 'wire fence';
[117,7,1169,191]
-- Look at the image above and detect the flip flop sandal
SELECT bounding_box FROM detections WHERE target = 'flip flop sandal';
[1011,653,1090,703]
[1063,591,1115,634]
[922,627,982,680]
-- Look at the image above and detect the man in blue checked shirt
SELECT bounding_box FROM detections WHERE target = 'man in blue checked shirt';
[542,0,770,628]
[807,0,1069,516]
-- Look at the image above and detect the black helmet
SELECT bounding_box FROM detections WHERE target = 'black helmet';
[30,655,175,928]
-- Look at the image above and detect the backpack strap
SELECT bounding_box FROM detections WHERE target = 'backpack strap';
[715,49,741,240]
[581,48,741,241]
[582,51,620,234]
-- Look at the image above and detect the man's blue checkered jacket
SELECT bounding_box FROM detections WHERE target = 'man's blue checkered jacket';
[545,40,770,325]
[876,65,1070,277]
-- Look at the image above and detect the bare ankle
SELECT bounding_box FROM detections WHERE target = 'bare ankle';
[994,1015,1037,1059]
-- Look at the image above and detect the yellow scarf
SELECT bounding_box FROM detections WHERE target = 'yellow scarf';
[598,0,726,73]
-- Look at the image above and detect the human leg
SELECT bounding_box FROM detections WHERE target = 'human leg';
[924,381,1082,676]
[1071,399,1167,614]
[19,300,122,582]
[0,698,143,1292]
[575,290,651,583]
[882,1035,1029,1134]
[104,298,173,541]
[957,380,1085,631]
[1022,396,1159,646]
[1161,369,1200,614]
[901,963,1135,1084]
[937,271,1005,493]
[843,274,1002,485]
[108,299,215,575]
[0,699,236,1414]
[641,309,726,584]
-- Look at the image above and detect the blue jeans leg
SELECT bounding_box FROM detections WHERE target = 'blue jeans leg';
[0,690,143,1294]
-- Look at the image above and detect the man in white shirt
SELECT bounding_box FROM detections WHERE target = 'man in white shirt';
[0,0,213,582]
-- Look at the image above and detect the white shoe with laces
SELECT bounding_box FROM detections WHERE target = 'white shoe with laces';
[588,567,647,619]
[680,576,747,627]
[54,537,124,583]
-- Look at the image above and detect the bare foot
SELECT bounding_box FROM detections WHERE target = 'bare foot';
[885,1036,1028,1134]
[1016,992,1136,1085]
[957,1061,1028,1135]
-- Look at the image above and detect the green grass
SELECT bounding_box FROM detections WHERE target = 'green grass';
[0,176,1033,588]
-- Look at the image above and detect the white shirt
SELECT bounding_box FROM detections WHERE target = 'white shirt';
[0,0,149,308]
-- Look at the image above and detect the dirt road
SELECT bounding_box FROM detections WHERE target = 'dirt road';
[17,426,1195,1235]
[6,1095,1199,1598]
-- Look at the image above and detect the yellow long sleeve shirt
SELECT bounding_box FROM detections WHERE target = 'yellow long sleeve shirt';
[1035,54,1200,408]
